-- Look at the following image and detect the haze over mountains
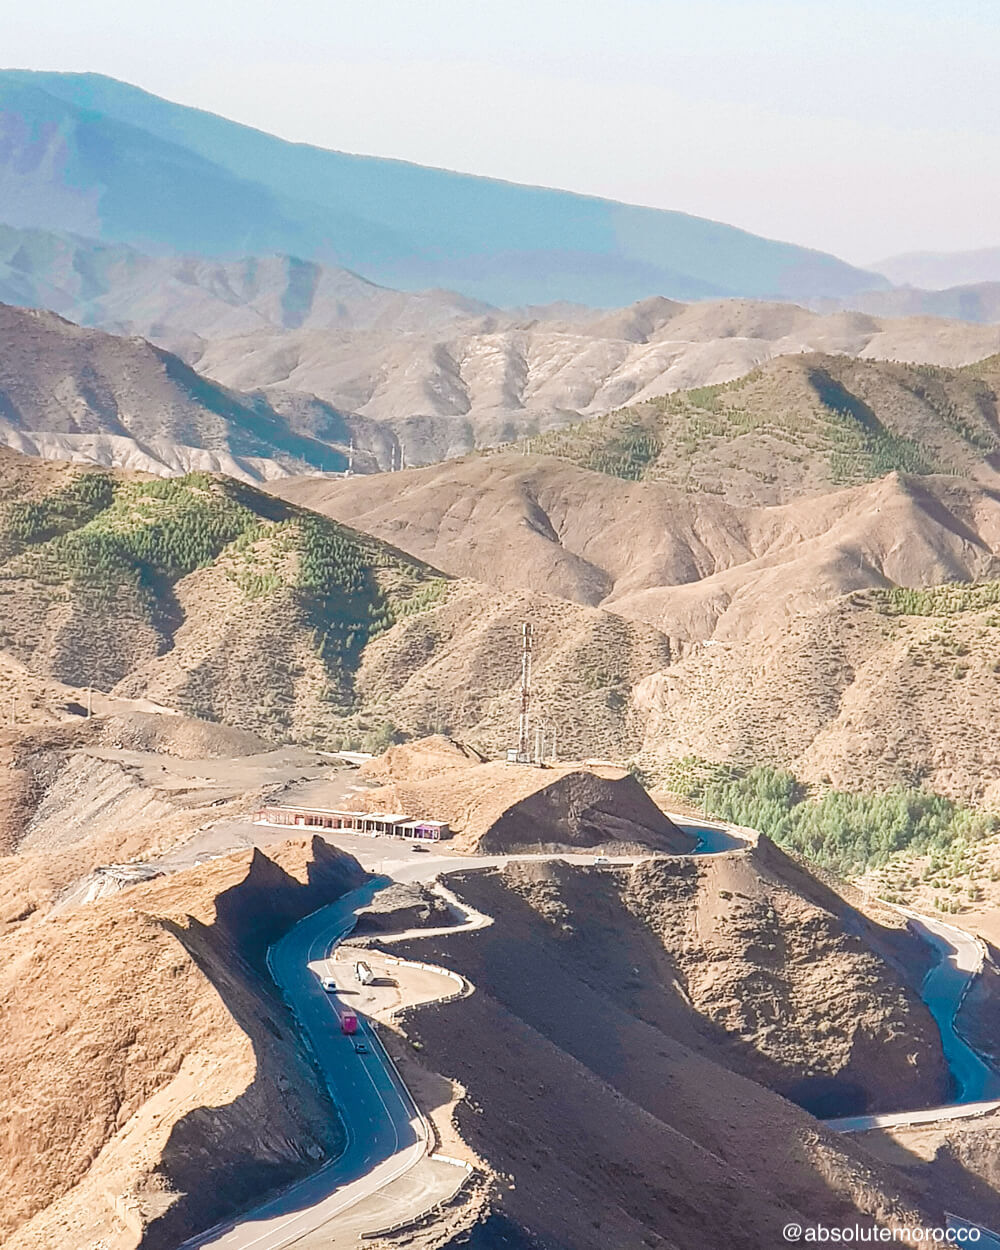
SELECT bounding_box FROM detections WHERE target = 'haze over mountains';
[3,75,1000,800]
[0,70,886,307]
[4,232,1000,471]
[874,247,1000,291]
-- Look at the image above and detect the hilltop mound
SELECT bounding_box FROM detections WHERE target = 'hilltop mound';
[358,734,486,784]
[362,758,694,855]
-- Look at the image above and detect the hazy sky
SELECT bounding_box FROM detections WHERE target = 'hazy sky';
[3,0,998,263]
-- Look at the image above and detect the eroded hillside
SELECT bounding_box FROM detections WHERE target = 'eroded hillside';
[375,845,948,1249]
[277,454,1000,642]
[190,304,1000,466]
[0,838,365,1250]
[0,450,683,761]
[0,302,394,479]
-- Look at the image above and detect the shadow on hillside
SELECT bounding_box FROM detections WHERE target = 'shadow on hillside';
[393,860,945,1121]
[138,838,365,1249]
[871,1132,1000,1240]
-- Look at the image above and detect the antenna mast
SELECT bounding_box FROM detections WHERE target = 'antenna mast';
[517,622,533,763]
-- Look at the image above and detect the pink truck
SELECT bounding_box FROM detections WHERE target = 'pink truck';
[340,1011,359,1036]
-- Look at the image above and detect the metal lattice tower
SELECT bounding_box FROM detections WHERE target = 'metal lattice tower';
[517,622,533,761]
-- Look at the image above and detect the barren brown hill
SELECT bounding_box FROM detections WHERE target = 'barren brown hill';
[360,755,694,854]
[377,849,950,1249]
[0,838,365,1250]
[189,300,1000,465]
[0,303,395,479]
[275,453,1000,643]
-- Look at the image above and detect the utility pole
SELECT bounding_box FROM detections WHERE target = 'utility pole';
[87,686,93,719]
[347,438,355,476]
[535,724,543,765]
[551,726,558,763]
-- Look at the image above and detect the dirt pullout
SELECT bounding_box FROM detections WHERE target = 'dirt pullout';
[0,837,366,1250]
[352,882,456,937]
[383,853,942,1249]
[361,757,694,855]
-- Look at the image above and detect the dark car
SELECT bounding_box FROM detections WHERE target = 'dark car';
[411,843,430,852]
[354,1042,369,1054]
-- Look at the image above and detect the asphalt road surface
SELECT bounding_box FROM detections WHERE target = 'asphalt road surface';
[827,909,1000,1133]
[178,849,652,1248]
[180,877,428,1249]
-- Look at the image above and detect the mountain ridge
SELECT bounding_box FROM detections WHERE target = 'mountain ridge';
[0,69,886,307]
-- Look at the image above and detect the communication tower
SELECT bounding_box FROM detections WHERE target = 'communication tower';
[507,622,534,764]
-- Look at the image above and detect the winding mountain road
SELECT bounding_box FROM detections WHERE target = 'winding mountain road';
[183,823,1000,1247]
[181,852,637,1248]
[826,909,1000,1133]
[179,878,431,1250]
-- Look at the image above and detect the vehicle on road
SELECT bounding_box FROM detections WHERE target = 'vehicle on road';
[340,1011,359,1035]
[593,855,610,865]
[321,976,337,992]
[411,843,430,852]
[354,1042,369,1054]
[355,960,376,986]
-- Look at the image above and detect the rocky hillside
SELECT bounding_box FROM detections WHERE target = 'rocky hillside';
[376,847,946,1248]
[189,301,1000,465]
[0,450,684,761]
[630,582,1000,807]
[0,838,365,1250]
[0,302,402,480]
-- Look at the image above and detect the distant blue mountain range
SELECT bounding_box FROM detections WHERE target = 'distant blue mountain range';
[0,70,886,308]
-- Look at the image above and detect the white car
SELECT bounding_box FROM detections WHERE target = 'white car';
[593,855,610,865]
[321,976,337,992]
